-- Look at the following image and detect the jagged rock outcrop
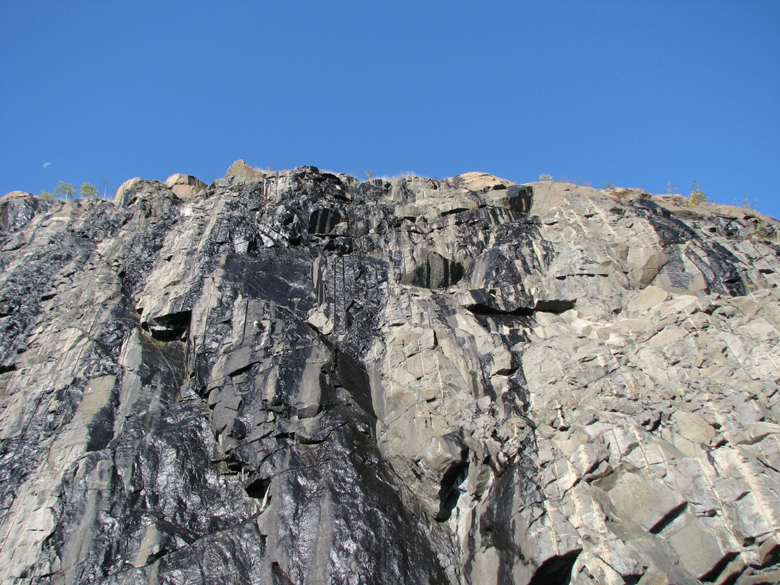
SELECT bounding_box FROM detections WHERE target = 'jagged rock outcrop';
[1,167,779,584]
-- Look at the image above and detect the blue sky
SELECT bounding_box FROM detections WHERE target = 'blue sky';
[2,1,779,217]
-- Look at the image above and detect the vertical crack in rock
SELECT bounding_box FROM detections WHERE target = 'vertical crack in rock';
[435,451,469,522]
[401,249,464,289]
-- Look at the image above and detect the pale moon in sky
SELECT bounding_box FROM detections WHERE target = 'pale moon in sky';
[43,162,51,168]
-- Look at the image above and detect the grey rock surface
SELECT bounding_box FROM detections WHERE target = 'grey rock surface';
[1,168,779,584]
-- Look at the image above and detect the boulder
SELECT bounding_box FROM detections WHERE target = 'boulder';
[446,171,513,193]
[113,177,143,206]
[164,173,207,199]
[226,159,265,181]
[113,177,172,207]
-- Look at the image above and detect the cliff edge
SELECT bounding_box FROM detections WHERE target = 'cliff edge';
[1,164,779,584]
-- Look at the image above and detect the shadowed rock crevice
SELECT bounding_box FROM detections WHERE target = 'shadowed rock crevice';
[244,477,270,500]
[334,350,375,418]
[649,501,688,534]
[700,551,740,583]
[527,549,582,585]
[435,453,469,522]
[144,310,192,341]
[465,296,575,316]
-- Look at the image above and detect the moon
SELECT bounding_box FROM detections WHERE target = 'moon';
[43,162,51,168]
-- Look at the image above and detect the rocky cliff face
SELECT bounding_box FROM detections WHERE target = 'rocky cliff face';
[1,164,780,585]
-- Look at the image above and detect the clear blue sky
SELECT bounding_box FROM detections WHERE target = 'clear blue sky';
[2,1,779,218]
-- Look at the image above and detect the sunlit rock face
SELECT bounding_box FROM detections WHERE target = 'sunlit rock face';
[1,166,780,585]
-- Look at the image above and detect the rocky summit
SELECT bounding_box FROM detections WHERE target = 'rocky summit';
[1,163,779,585]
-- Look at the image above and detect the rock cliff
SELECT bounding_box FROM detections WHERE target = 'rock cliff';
[1,164,779,584]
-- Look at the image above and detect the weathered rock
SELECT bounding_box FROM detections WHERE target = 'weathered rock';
[1,167,779,584]
[113,176,143,206]
[2,191,34,199]
[164,173,207,199]
[226,159,266,182]
[0,193,59,236]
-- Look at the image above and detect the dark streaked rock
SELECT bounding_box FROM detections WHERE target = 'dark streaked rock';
[1,165,779,584]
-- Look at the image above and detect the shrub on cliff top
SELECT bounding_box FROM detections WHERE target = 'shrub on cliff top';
[688,181,709,206]
[39,181,99,200]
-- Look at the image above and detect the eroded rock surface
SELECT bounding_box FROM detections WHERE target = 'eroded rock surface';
[1,168,779,584]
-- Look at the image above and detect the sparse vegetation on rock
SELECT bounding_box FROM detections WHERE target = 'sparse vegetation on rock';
[688,180,709,206]
[80,182,98,197]
[39,180,100,200]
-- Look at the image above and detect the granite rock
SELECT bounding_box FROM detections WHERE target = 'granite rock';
[1,164,779,584]
[164,173,207,199]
